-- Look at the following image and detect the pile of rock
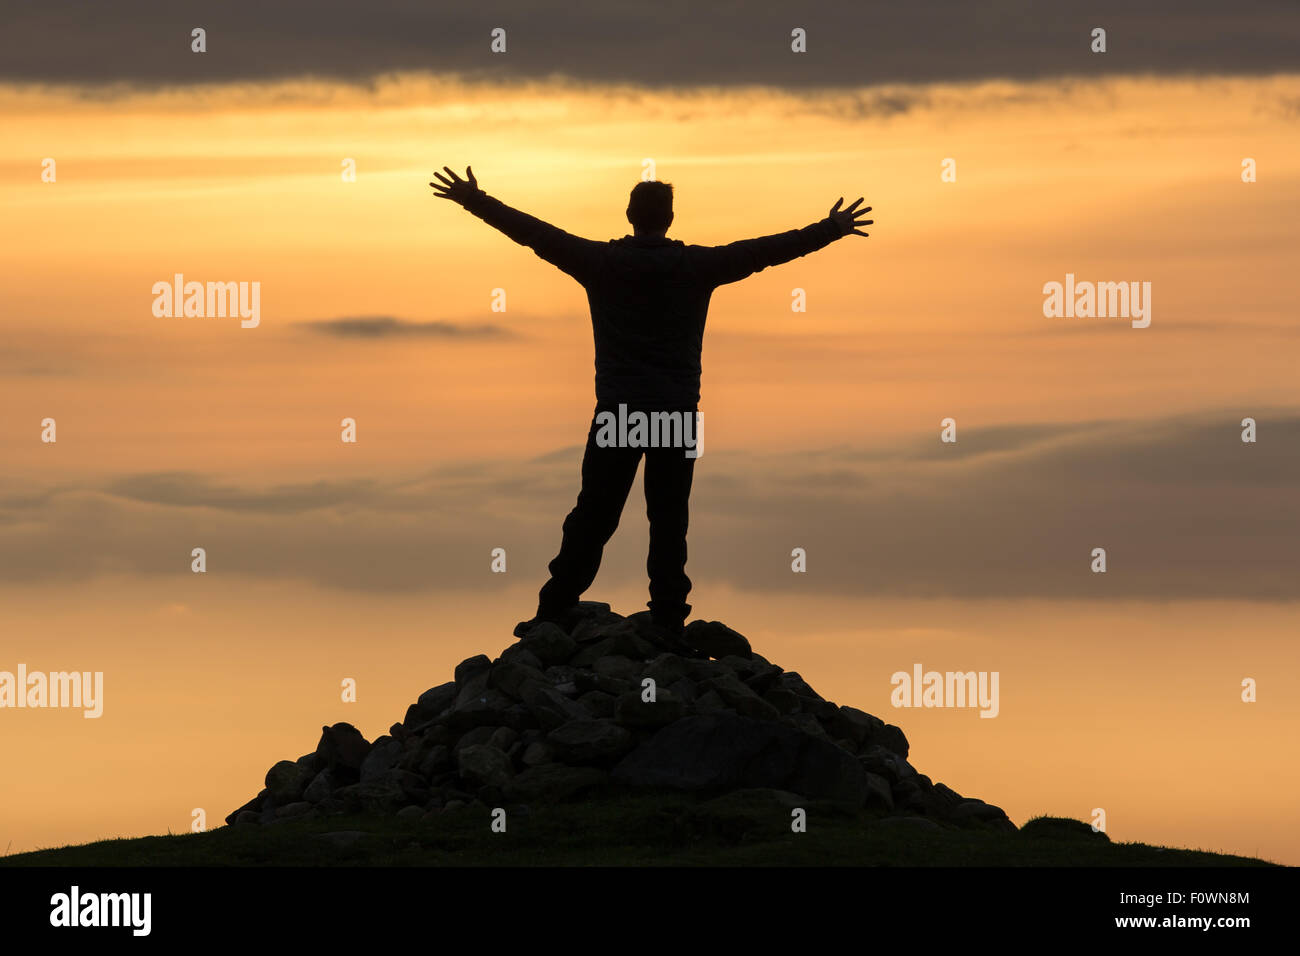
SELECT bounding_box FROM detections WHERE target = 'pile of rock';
[225,604,1013,832]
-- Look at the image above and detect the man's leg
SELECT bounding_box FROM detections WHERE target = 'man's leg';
[534,408,643,618]
[643,437,696,630]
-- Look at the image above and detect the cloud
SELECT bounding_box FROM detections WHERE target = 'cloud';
[297,316,516,339]
[2,1,1297,89]
[102,473,380,513]
[1,412,1297,600]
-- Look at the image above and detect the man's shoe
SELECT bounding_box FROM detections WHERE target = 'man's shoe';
[513,605,580,638]
[513,614,559,638]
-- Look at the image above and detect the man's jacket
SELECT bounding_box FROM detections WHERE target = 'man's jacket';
[462,190,842,407]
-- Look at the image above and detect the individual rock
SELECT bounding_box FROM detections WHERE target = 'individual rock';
[521,682,588,731]
[359,736,403,782]
[445,689,517,732]
[503,764,608,802]
[488,726,518,752]
[545,664,582,686]
[863,771,894,811]
[612,713,868,806]
[453,670,491,708]
[741,660,783,691]
[684,621,752,660]
[569,603,624,643]
[859,744,916,783]
[417,744,452,779]
[373,767,430,797]
[334,780,407,814]
[455,725,496,748]
[593,655,642,684]
[414,682,457,720]
[781,713,827,737]
[547,718,635,763]
[519,623,578,665]
[801,698,839,721]
[303,768,336,804]
[692,689,726,714]
[931,782,964,811]
[867,721,909,759]
[577,690,618,718]
[571,623,657,663]
[614,689,687,729]
[667,677,698,703]
[685,659,729,682]
[574,671,631,697]
[835,709,909,759]
[295,752,325,776]
[265,760,313,803]
[642,652,690,687]
[569,600,615,622]
[454,654,493,687]
[826,705,881,748]
[223,791,265,826]
[498,644,544,670]
[487,661,546,700]
[947,799,1016,831]
[892,777,929,813]
[595,616,661,658]
[315,723,372,774]
[703,674,779,720]
[762,687,800,715]
[778,672,822,700]
[718,655,760,680]
[520,740,553,767]
[457,744,515,789]
[503,703,540,732]
[274,801,314,820]
[570,637,619,667]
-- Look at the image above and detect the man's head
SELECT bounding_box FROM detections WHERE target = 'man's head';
[627,180,674,237]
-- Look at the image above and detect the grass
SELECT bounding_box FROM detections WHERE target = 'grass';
[0,792,1275,867]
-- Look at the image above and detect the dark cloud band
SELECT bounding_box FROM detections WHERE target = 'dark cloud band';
[1,413,1296,600]
[2,1,1297,88]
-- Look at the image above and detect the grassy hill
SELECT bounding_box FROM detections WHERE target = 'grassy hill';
[0,792,1274,867]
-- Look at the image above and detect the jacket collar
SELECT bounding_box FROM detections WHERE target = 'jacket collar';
[619,234,679,246]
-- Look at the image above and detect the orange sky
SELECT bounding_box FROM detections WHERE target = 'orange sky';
[2,73,1298,862]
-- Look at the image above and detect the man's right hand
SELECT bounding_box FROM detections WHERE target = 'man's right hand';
[829,197,872,237]
[430,165,482,205]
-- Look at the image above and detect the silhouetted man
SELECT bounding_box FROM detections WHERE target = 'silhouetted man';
[431,166,871,649]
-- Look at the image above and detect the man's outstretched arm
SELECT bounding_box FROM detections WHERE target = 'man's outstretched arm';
[698,197,873,286]
[430,166,602,282]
